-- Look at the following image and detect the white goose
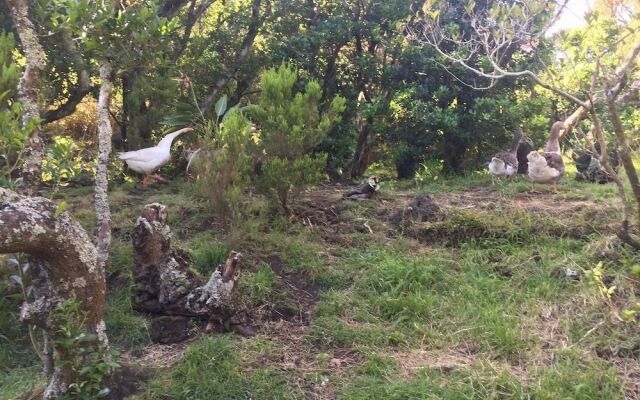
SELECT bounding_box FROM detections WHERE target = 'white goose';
[117,127,193,187]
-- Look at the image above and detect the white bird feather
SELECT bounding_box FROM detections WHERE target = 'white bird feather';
[117,127,192,175]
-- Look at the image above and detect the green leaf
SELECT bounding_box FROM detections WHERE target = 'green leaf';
[160,115,192,127]
[215,95,228,118]
[79,366,93,375]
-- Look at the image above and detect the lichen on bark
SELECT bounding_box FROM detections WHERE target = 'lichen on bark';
[131,203,243,328]
[95,61,114,271]
[0,188,107,399]
[6,0,46,195]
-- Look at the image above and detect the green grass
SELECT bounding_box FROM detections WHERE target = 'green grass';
[4,177,638,399]
[340,353,625,399]
[140,336,301,400]
[0,365,43,400]
[188,232,230,276]
[105,286,151,351]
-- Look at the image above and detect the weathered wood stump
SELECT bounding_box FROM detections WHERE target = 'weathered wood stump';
[131,203,246,342]
[345,176,380,200]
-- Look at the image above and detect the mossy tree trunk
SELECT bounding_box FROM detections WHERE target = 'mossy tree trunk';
[0,188,108,399]
[6,0,46,195]
[96,61,114,271]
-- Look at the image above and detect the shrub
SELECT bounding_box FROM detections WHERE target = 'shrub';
[0,31,33,186]
[192,107,253,220]
[250,64,346,212]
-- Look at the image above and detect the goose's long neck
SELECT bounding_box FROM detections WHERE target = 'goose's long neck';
[157,128,190,150]
[509,127,523,154]
[544,122,564,153]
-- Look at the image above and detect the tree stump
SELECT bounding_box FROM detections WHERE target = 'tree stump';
[131,203,244,340]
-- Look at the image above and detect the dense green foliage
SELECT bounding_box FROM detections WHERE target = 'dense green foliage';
[0,32,33,186]
[3,0,640,399]
[250,64,345,211]
[1,0,586,179]
[193,106,254,219]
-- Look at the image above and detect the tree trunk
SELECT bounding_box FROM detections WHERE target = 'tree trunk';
[7,0,46,196]
[560,106,588,140]
[120,73,131,148]
[606,96,640,224]
[200,0,262,115]
[589,110,640,250]
[96,61,114,271]
[348,112,372,178]
[0,188,107,399]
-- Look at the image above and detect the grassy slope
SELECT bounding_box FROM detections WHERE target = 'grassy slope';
[1,174,639,399]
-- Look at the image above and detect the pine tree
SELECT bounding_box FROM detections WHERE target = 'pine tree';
[250,64,346,212]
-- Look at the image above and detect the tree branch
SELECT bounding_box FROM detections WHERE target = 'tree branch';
[200,0,262,115]
[42,29,93,124]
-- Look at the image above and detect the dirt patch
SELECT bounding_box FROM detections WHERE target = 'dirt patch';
[291,185,618,246]
[119,339,197,370]
[105,365,154,400]
[385,347,530,383]
[265,255,321,324]
[388,193,442,228]
[114,339,199,399]
[430,187,602,217]
[291,186,347,228]
[257,319,362,400]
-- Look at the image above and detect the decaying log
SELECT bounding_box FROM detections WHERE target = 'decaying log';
[345,176,380,200]
[0,188,107,399]
[131,203,244,339]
